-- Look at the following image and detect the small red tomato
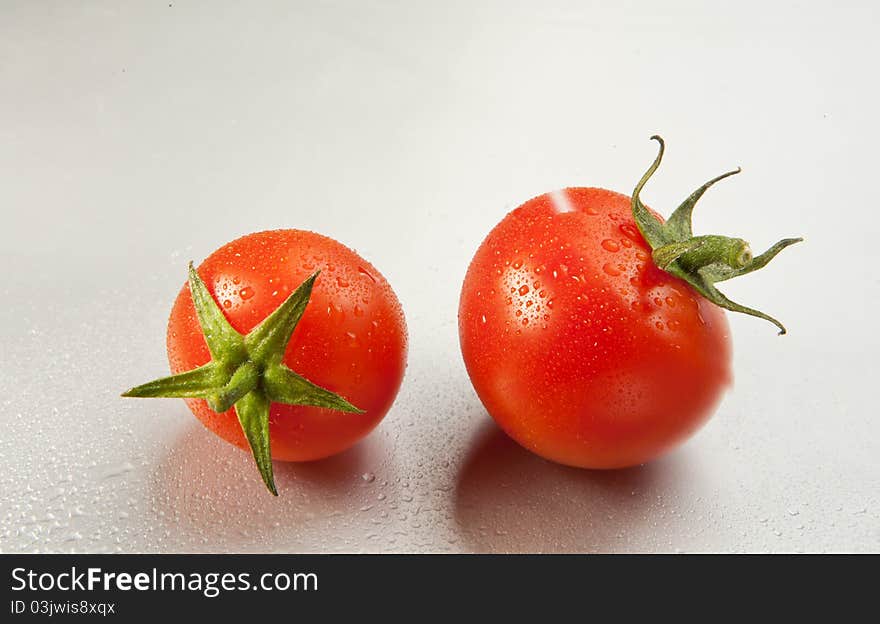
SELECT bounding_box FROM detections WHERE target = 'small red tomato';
[458,137,800,469]
[126,229,407,494]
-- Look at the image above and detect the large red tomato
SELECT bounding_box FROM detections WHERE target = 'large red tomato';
[126,229,407,494]
[458,188,732,468]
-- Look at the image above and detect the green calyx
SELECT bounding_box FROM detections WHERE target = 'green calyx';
[122,264,363,495]
[631,136,803,334]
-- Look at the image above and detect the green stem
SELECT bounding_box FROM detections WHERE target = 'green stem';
[631,136,803,334]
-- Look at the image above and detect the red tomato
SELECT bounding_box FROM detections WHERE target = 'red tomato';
[458,188,731,468]
[167,229,407,462]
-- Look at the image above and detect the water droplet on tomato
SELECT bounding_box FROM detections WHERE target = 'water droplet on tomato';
[601,239,620,252]
[222,299,232,308]
[620,223,640,241]
[239,286,254,300]
[337,276,350,288]
[327,302,345,322]
[602,263,621,276]
[357,266,376,282]
[354,304,364,317]
[518,284,530,295]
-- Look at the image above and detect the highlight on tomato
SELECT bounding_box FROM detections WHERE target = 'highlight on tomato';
[458,136,801,469]
[124,229,407,495]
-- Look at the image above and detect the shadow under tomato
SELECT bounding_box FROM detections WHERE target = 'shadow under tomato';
[149,421,390,552]
[453,420,691,553]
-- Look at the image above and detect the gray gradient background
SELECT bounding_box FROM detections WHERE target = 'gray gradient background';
[1,1,877,553]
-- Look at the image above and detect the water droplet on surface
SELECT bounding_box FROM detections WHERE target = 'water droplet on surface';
[518,285,530,295]
[361,472,376,483]
[239,286,254,300]
[222,300,232,308]
[601,239,620,252]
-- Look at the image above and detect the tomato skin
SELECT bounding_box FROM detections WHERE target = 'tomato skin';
[167,230,407,461]
[458,188,731,468]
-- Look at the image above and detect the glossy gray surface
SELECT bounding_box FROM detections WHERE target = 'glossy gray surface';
[1,1,877,553]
